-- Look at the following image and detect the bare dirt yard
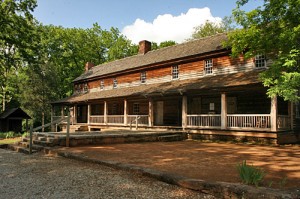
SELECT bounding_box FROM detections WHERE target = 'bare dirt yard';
[61,140,300,189]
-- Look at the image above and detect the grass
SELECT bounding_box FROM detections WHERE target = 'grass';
[0,137,22,145]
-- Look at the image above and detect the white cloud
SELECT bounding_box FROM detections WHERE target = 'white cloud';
[122,7,222,44]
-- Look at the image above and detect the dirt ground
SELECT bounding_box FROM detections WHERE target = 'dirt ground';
[61,140,300,189]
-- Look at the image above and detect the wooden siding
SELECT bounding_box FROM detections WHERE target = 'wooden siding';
[76,54,258,93]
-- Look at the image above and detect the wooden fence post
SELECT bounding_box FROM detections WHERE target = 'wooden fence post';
[66,110,70,147]
[29,124,33,154]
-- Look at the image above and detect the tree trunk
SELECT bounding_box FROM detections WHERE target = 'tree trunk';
[42,111,45,132]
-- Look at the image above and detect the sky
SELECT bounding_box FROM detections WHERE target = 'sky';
[33,0,263,44]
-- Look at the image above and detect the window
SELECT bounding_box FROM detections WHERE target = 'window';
[113,78,118,88]
[204,59,213,74]
[172,65,179,79]
[100,80,104,90]
[296,102,300,119]
[83,83,88,92]
[255,54,266,68]
[133,103,140,114]
[140,71,146,83]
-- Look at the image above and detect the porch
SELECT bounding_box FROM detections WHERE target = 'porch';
[51,90,293,133]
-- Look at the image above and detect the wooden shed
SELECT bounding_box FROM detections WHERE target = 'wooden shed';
[0,108,31,133]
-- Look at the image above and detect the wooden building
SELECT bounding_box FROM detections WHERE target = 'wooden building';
[51,33,300,142]
[0,108,31,133]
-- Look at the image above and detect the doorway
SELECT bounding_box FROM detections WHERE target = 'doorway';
[77,105,88,123]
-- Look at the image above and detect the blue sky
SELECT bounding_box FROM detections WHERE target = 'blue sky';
[34,0,263,43]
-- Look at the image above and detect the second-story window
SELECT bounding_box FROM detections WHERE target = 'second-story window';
[83,83,88,92]
[100,80,104,90]
[172,65,179,79]
[140,71,146,83]
[204,59,213,75]
[113,78,118,89]
[255,54,266,68]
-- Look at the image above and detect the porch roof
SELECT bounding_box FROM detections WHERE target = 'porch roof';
[52,70,262,104]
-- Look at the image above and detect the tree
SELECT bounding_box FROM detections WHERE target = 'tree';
[0,0,39,111]
[151,40,177,50]
[190,17,235,40]
[227,0,300,101]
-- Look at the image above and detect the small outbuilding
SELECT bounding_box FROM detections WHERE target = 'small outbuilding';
[0,108,31,133]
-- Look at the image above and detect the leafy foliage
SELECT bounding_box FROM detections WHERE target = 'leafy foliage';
[237,160,265,186]
[227,0,300,101]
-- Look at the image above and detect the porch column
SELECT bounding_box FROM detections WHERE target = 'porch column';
[270,96,278,132]
[124,99,128,126]
[74,105,77,124]
[221,93,227,130]
[104,101,108,124]
[51,105,55,132]
[182,95,187,129]
[61,106,64,119]
[87,104,91,131]
[148,98,153,127]
[289,102,294,130]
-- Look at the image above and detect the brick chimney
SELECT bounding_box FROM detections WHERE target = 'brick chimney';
[138,40,151,54]
[85,62,94,71]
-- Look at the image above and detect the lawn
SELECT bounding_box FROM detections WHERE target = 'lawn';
[0,137,22,145]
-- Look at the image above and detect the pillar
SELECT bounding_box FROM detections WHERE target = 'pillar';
[104,101,108,124]
[74,105,77,124]
[61,106,64,118]
[148,98,154,127]
[51,105,55,131]
[182,96,187,129]
[124,99,128,125]
[221,93,227,130]
[270,96,278,132]
[87,104,91,131]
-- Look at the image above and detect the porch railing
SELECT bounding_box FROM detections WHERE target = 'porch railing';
[277,115,290,130]
[52,116,74,125]
[187,114,221,127]
[227,114,271,129]
[90,115,105,124]
[127,115,149,126]
[107,115,124,124]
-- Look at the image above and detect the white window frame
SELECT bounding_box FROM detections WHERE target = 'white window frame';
[172,65,179,79]
[113,78,118,89]
[140,71,146,83]
[83,83,88,92]
[204,59,213,75]
[100,80,104,90]
[133,103,140,114]
[255,54,267,68]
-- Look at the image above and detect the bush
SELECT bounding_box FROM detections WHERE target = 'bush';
[5,131,15,139]
[237,160,265,186]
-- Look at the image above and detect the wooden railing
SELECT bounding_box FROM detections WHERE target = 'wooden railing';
[227,114,271,129]
[90,115,105,124]
[187,114,221,127]
[127,115,149,125]
[277,115,290,130]
[52,116,74,125]
[107,115,124,124]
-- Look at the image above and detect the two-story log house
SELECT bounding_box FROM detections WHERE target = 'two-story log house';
[51,33,300,142]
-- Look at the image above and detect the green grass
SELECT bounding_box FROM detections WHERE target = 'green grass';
[0,137,22,145]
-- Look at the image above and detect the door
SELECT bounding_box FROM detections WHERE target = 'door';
[227,97,237,114]
[77,105,88,123]
[155,101,164,125]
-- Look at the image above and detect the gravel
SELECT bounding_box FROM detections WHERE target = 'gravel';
[0,149,215,199]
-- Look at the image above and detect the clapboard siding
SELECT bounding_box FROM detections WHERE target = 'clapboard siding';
[77,54,260,94]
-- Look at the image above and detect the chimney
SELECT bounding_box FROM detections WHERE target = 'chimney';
[85,62,94,72]
[138,40,151,54]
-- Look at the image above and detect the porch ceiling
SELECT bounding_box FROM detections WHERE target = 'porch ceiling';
[52,70,262,105]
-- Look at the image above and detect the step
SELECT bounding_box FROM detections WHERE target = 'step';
[158,134,184,142]
[7,144,38,154]
[33,140,55,147]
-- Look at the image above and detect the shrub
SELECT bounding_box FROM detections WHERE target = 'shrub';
[5,131,15,139]
[237,160,265,186]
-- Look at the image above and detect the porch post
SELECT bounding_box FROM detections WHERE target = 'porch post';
[270,96,278,132]
[148,98,153,127]
[182,95,187,129]
[124,99,128,126]
[289,101,294,130]
[221,93,227,130]
[51,105,55,132]
[87,104,91,131]
[61,105,64,119]
[104,101,108,124]
[74,105,77,124]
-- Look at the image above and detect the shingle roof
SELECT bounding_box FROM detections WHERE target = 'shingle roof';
[74,33,228,82]
[0,108,31,119]
[53,70,261,104]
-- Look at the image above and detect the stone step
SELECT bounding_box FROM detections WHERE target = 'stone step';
[33,140,55,147]
[158,134,185,142]
[7,144,38,154]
